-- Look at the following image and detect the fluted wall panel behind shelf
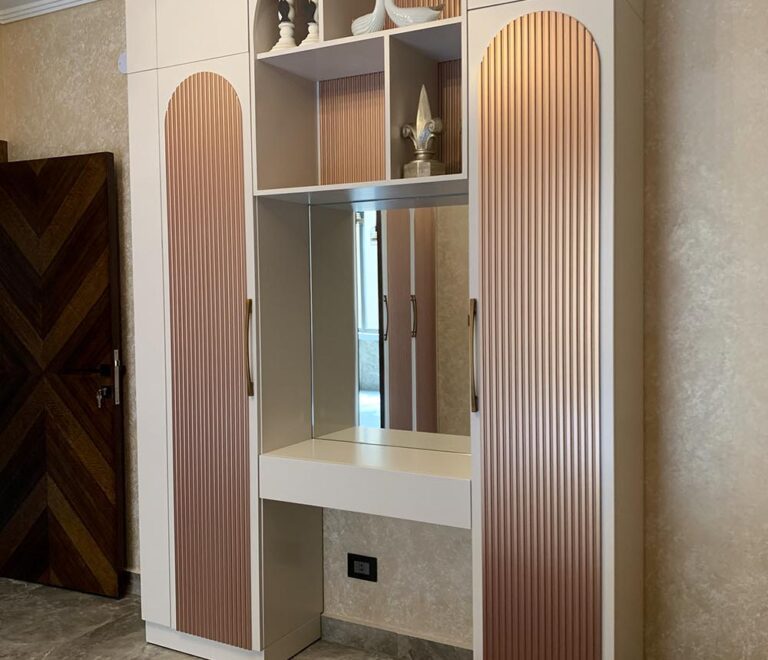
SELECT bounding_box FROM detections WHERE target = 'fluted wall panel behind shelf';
[479,12,601,659]
[438,59,462,174]
[319,72,385,185]
[165,72,251,650]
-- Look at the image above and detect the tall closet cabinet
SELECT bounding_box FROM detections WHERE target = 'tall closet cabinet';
[126,0,262,656]
[127,0,643,658]
[468,1,643,658]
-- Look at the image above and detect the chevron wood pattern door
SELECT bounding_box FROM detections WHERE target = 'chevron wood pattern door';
[0,153,124,598]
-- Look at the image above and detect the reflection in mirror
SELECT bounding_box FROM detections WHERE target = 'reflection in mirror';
[311,205,470,453]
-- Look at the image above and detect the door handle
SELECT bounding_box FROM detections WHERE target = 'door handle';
[113,349,121,406]
[383,294,389,342]
[469,298,478,413]
[245,299,254,397]
[410,295,418,339]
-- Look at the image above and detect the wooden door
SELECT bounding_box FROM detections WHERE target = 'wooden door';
[0,153,124,598]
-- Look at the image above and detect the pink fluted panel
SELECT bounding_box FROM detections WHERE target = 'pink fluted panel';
[479,12,601,659]
[319,72,385,185]
[165,72,251,650]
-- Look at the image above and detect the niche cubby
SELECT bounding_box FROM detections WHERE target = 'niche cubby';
[388,20,463,180]
[250,0,467,208]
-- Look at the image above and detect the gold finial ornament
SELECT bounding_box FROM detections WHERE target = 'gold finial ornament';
[401,85,445,178]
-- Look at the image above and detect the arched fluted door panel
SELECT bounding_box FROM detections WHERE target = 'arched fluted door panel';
[479,12,601,659]
[165,72,251,649]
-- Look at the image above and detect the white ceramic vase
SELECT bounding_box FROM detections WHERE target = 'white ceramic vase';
[384,0,443,28]
[351,0,386,35]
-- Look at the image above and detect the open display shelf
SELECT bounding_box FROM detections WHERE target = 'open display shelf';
[255,18,461,80]
[251,4,466,208]
[253,173,467,209]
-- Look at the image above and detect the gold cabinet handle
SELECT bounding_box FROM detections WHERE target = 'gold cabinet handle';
[410,295,418,338]
[383,294,389,341]
[469,298,478,413]
[245,299,254,397]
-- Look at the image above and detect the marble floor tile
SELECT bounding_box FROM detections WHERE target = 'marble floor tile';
[0,583,137,649]
[0,578,41,599]
[45,611,192,659]
[294,640,394,659]
[0,578,390,660]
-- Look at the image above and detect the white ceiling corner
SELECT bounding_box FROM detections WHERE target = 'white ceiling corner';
[0,0,99,25]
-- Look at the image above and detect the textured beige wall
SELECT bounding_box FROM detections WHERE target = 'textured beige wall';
[435,205,470,437]
[0,27,6,138]
[0,0,138,572]
[323,509,473,649]
[645,1,768,657]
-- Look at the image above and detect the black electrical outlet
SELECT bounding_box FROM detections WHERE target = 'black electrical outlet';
[347,553,377,582]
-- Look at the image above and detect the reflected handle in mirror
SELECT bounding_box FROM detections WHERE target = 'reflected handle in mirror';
[245,299,254,397]
[410,295,418,338]
[383,294,390,341]
[469,298,479,413]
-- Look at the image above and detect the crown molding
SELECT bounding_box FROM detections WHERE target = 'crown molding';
[0,0,98,24]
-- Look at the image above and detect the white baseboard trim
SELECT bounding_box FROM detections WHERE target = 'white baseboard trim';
[0,0,98,24]
[146,622,264,660]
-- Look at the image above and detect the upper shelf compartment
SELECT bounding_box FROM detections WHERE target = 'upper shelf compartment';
[251,0,466,202]
[255,18,462,82]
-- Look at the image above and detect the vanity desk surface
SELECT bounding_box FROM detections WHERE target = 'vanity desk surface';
[259,429,471,530]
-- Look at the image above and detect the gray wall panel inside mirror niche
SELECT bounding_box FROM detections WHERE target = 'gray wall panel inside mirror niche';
[310,204,470,453]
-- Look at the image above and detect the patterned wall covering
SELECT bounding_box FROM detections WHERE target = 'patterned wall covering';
[480,12,601,659]
[323,509,473,649]
[435,205,469,436]
[165,72,251,649]
[645,1,768,657]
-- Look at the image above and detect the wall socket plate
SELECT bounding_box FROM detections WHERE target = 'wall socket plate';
[347,553,377,582]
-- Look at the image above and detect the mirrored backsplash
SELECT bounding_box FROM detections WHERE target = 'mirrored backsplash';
[310,204,470,453]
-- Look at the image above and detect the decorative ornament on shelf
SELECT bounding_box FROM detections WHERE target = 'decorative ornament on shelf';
[402,85,445,179]
[352,0,445,37]
[351,0,386,36]
[300,0,320,46]
[271,0,296,51]
[385,0,444,28]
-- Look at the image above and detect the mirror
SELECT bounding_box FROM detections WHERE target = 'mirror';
[310,204,470,453]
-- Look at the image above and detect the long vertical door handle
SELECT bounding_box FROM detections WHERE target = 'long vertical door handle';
[245,299,254,397]
[113,349,121,406]
[469,298,478,412]
[410,295,418,338]
[383,294,390,341]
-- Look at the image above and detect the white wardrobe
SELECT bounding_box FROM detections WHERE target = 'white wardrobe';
[127,0,644,658]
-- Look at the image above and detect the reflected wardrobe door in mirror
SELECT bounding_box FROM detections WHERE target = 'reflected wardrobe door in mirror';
[310,204,470,453]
